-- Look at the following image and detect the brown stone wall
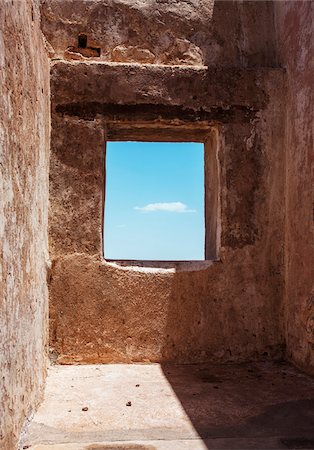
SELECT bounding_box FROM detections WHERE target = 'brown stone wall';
[274,1,314,376]
[0,1,50,448]
[40,0,276,68]
[45,0,313,370]
[49,62,286,364]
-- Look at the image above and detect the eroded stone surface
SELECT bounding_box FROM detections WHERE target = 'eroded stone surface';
[112,45,156,64]
[40,0,277,67]
[1,1,314,449]
[0,1,50,449]
[49,62,286,364]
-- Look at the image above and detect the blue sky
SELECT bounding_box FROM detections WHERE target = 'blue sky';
[104,141,204,260]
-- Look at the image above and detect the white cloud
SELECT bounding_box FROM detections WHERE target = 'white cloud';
[134,202,196,213]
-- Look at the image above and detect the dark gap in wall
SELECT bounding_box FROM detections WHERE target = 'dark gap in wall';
[55,102,257,123]
[77,34,101,57]
[89,47,101,57]
[78,34,87,48]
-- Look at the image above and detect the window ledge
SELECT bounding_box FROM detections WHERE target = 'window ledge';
[104,259,216,273]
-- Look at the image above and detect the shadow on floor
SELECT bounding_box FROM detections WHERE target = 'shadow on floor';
[160,361,314,449]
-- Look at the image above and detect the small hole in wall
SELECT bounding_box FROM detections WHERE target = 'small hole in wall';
[78,34,88,48]
[77,34,101,57]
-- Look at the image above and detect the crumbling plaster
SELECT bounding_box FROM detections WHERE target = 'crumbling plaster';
[0,1,50,449]
[1,0,313,448]
[48,62,286,364]
[40,0,276,68]
[39,0,312,373]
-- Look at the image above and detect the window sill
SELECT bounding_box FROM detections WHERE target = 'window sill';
[104,259,217,273]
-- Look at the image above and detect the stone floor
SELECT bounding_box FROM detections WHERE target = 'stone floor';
[22,361,314,450]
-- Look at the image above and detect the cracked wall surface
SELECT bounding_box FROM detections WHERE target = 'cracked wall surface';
[0,1,50,448]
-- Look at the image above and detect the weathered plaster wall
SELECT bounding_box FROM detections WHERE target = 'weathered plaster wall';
[274,1,314,375]
[49,62,286,364]
[40,0,276,67]
[0,1,50,448]
[44,0,314,368]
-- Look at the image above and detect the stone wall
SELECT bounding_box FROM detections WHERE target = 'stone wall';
[275,1,314,376]
[41,0,276,68]
[0,1,50,448]
[44,0,288,365]
[48,61,286,364]
[0,0,312,447]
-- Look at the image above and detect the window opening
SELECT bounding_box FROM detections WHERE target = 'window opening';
[104,141,205,261]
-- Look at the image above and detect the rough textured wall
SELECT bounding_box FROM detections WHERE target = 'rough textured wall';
[40,0,276,67]
[274,2,314,376]
[0,1,50,448]
[49,62,286,364]
[43,0,289,366]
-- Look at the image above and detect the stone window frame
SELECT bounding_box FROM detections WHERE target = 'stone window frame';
[102,120,221,269]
